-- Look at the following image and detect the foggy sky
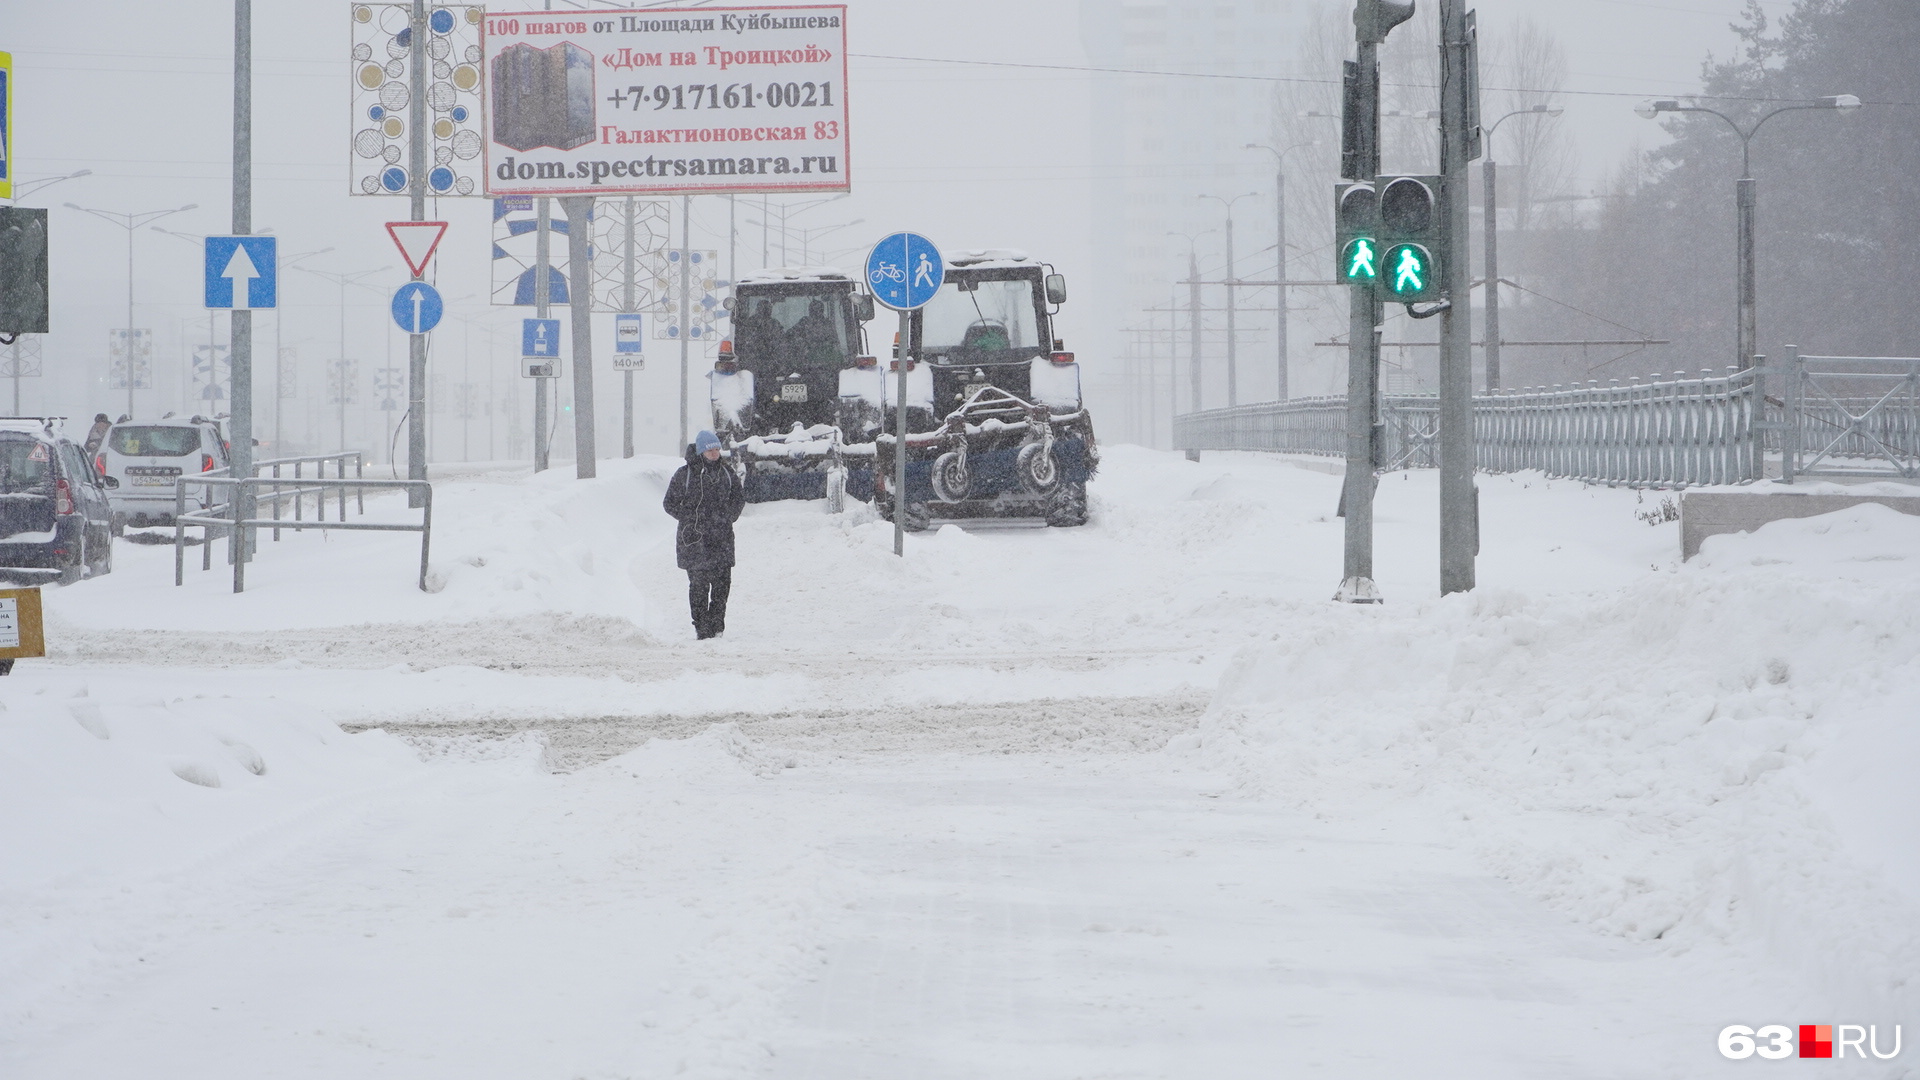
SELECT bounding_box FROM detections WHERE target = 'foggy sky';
[3,0,1787,458]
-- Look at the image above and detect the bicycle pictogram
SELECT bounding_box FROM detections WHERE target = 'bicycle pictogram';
[869,262,905,285]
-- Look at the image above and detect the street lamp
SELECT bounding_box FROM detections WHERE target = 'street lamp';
[746,217,864,266]
[1198,192,1260,406]
[276,247,332,452]
[1167,229,1215,423]
[6,170,90,205]
[64,201,197,418]
[1637,94,1861,369]
[1481,103,1563,390]
[288,263,390,452]
[1247,141,1317,400]
[759,192,849,266]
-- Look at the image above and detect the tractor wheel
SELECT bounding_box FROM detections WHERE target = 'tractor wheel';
[1046,481,1089,528]
[930,451,971,504]
[1016,441,1061,496]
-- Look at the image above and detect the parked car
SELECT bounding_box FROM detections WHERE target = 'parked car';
[97,416,230,531]
[0,418,114,584]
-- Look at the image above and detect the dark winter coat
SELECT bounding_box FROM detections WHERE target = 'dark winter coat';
[662,450,745,571]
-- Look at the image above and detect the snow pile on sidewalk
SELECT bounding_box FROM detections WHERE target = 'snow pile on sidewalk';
[1191,503,1920,1016]
[0,677,419,889]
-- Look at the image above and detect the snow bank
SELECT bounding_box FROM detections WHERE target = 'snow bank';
[0,677,419,889]
[1190,502,1920,1016]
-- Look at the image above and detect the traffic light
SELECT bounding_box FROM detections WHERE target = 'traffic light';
[1334,182,1379,286]
[1375,175,1446,303]
[1354,0,1416,45]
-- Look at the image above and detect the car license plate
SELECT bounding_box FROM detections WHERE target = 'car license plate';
[779,383,808,403]
[131,476,173,487]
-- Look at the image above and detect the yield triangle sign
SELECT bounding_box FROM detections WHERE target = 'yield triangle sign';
[386,221,449,279]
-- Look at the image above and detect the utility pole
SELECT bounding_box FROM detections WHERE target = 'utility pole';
[622,195,636,460]
[1482,105,1563,391]
[1437,0,1481,596]
[560,194,596,478]
[533,198,551,472]
[405,0,428,506]
[678,194,692,451]
[1187,247,1202,459]
[1336,0,1405,604]
[530,0,554,473]
[229,0,256,563]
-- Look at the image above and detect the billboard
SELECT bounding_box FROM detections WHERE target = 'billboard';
[480,7,849,197]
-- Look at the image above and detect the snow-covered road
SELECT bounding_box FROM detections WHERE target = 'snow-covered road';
[3,448,1915,1077]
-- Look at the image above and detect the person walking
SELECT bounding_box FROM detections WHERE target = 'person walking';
[83,413,112,460]
[662,430,745,640]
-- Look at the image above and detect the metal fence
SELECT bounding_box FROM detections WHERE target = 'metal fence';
[172,451,432,594]
[1174,367,1766,488]
[1779,348,1920,482]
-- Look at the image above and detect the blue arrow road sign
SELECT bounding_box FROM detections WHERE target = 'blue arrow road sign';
[204,236,277,310]
[522,318,562,357]
[391,281,443,334]
[866,232,944,311]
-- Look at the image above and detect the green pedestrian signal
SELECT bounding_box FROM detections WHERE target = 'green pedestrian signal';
[1344,238,1380,282]
[1383,243,1434,299]
[1334,181,1379,286]
[1374,175,1447,304]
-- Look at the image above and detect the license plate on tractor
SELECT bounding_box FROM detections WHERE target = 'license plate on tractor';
[779,383,808,403]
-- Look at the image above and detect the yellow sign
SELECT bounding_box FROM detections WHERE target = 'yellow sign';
[0,53,12,201]
[0,587,47,660]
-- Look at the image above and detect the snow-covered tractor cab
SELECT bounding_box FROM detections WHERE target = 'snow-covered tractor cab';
[873,249,1097,529]
[710,268,879,508]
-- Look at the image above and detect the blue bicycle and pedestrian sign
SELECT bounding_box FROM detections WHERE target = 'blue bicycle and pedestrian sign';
[866,232,944,311]
[391,281,443,334]
[204,236,277,310]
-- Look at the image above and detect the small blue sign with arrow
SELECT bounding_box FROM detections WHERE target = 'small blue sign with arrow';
[522,318,561,357]
[204,236,277,310]
[391,281,443,334]
[866,232,944,311]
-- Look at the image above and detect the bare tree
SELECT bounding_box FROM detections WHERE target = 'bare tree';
[1488,17,1577,230]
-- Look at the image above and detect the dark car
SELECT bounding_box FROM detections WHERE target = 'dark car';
[0,419,115,584]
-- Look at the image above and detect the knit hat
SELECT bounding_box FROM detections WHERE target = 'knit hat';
[694,430,722,453]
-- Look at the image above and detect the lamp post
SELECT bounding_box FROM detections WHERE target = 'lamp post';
[289,263,390,452]
[1166,229,1214,431]
[1481,104,1563,391]
[1245,142,1316,400]
[746,217,865,266]
[275,248,332,452]
[65,202,198,418]
[6,170,90,206]
[1637,94,1861,370]
[1198,192,1260,406]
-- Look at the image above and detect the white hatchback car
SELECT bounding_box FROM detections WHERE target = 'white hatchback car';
[97,418,230,530]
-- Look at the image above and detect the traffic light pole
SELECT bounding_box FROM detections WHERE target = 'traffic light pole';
[1336,30,1383,604]
[1437,0,1479,596]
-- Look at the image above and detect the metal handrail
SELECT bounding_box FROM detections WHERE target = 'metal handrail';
[173,474,430,593]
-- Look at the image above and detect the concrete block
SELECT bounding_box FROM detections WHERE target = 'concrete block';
[1680,490,1920,559]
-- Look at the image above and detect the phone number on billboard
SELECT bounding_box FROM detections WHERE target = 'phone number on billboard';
[607,82,837,112]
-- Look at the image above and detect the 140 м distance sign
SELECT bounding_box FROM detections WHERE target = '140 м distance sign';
[482,6,850,198]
